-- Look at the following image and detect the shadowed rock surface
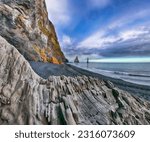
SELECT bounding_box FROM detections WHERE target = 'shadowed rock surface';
[0,36,150,125]
[0,0,65,64]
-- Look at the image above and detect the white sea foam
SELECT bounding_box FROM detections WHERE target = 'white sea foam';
[70,62,150,86]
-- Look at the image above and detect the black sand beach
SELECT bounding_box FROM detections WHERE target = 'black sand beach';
[30,61,150,101]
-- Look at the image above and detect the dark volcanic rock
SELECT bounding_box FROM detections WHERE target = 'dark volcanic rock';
[74,56,79,63]
[0,0,65,64]
[0,36,150,125]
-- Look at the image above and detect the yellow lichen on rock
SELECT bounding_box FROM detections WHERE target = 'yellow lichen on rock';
[40,49,47,62]
[50,57,60,64]
[38,19,50,37]
[33,45,47,62]
[33,45,61,64]
[37,19,64,64]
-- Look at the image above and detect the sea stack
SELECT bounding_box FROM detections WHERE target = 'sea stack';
[87,58,89,63]
[74,56,79,63]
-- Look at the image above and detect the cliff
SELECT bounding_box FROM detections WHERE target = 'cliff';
[0,36,150,125]
[0,0,65,64]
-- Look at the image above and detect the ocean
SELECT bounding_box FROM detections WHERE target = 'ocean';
[70,62,150,86]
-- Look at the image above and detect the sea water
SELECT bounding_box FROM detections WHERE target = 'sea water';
[70,62,150,86]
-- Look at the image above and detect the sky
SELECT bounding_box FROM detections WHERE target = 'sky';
[45,0,150,62]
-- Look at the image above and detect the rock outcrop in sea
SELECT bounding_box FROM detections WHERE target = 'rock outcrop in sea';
[74,56,79,63]
[0,0,65,64]
[0,36,150,125]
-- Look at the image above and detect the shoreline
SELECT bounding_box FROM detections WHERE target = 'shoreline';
[68,64,150,101]
[29,61,150,101]
[69,62,150,86]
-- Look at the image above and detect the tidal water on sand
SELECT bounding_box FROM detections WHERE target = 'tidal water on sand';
[70,62,150,86]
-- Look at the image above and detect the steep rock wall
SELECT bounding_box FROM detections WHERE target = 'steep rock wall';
[0,0,65,64]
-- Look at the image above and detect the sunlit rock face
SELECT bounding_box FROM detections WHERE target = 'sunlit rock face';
[0,0,65,64]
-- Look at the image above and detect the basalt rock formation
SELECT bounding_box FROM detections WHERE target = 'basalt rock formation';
[0,0,65,64]
[74,56,79,63]
[0,36,150,125]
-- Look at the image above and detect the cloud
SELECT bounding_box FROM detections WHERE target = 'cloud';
[89,0,111,9]
[120,28,149,41]
[45,0,70,25]
[76,25,150,60]
[77,31,105,48]
[60,35,76,59]
[76,42,150,60]
[77,28,122,49]
[109,8,150,29]
[77,3,150,50]
[63,36,150,62]
[97,43,150,58]
[61,35,72,46]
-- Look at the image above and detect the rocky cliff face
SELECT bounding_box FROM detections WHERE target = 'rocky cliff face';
[0,36,150,125]
[0,0,65,64]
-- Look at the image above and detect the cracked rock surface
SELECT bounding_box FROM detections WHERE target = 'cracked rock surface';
[0,36,150,125]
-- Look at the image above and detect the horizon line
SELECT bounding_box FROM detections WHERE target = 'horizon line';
[69,57,150,63]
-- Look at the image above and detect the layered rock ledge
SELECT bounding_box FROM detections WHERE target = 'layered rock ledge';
[0,36,150,125]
